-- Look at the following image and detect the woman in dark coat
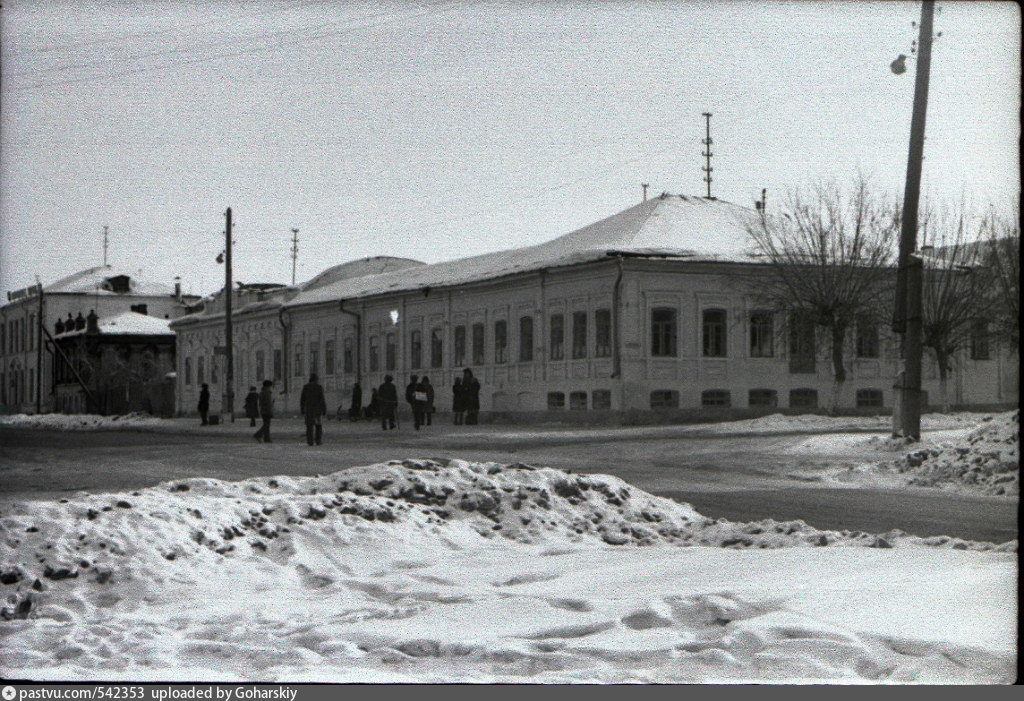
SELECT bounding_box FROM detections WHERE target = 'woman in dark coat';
[243,386,260,427]
[452,376,464,425]
[348,382,363,421]
[198,384,210,426]
[462,368,481,425]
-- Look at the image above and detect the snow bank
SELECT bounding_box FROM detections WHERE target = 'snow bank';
[702,412,991,435]
[890,411,1019,496]
[0,413,168,431]
[1,460,1016,683]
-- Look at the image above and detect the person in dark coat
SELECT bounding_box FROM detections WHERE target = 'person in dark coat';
[452,376,464,425]
[462,368,481,425]
[254,380,274,443]
[243,386,260,427]
[300,373,327,446]
[420,376,435,426]
[365,387,380,419]
[348,382,363,421]
[198,383,210,426]
[405,375,426,430]
[378,375,398,430]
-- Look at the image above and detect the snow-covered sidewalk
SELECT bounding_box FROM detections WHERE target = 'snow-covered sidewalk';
[1,460,1016,683]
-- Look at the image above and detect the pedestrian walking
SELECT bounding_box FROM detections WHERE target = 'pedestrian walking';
[300,373,327,446]
[243,386,260,427]
[452,376,464,425]
[378,375,398,430]
[253,380,274,443]
[365,387,380,420]
[409,376,428,430]
[348,382,363,421]
[198,383,210,426]
[420,376,435,426]
[462,368,481,425]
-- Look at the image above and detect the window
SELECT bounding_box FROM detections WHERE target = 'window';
[27,315,33,351]
[28,369,34,402]
[789,314,816,373]
[369,337,380,372]
[385,333,396,371]
[569,391,587,410]
[749,389,778,408]
[410,330,422,369]
[702,309,727,357]
[324,340,335,375]
[294,343,304,377]
[550,314,564,360]
[130,304,148,315]
[518,316,533,362]
[493,320,507,363]
[970,318,990,360]
[255,350,265,381]
[197,356,205,384]
[702,390,731,407]
[547,392,565,409]
[789,388,818,409]
[472,323,485,365]
[650,390,679,409]
[343,338,354,373]
[430,328,443,368]
[856,389,884,409]
[594,309,612,358]
[750,311,774,357]
[651,308,677,357]
[273,349,282,381]
[592,389,611,410]
[572,311,587,359]
[454,326,466,367]
[185,358,192,385]
[309,342,319,376]
[211,357,218,384]
[856,316,879,358]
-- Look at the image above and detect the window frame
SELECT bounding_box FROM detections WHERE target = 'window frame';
[749,310,774,358]
[702,308,727,358]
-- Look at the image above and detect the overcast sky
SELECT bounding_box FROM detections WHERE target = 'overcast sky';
[1,0,1019,298]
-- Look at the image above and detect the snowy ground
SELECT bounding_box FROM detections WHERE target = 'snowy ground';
[0,412,167,431]
[1,460,1016,683]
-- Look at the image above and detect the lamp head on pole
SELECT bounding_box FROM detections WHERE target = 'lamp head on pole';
[890,54,908,75]
[216,251,225,264]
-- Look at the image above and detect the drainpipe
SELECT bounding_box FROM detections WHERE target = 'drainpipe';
[611,255,625,379]
[539,269,547,382]
[339,300,362,381]
[277,308,289,395]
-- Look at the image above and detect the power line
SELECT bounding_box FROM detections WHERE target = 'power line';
[6,1,474,93]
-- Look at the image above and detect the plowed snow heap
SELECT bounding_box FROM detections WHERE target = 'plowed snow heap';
[894,411,1019,495]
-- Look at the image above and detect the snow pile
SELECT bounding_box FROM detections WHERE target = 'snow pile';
[703,412,990,435]
[892,411,1019,496]
[1,460,1017,683]
[0,413,167,431]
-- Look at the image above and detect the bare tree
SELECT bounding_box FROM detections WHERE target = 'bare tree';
[917,201,988,411]
[743,179,900,413]
[981,204,1020,347]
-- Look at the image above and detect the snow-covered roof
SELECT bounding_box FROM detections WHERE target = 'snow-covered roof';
[57,311,173,338]
[43,265,176,296]
[300,256,425,291]
[286,195,762,308]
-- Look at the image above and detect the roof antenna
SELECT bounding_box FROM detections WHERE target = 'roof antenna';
[642,183,649,202]
[701,112,714,199]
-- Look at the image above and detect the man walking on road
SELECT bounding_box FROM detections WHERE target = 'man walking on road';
[198,383,210,426]
[300,373,327,446]
[254,380,274,443]
[244,386,260,427]
[378,375,398,430]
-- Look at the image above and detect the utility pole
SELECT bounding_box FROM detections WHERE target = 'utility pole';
[35,280,43,414]
[892,0,935,441]
[701,112,714,199]
[103,226,108,267]
[225,208,235,423]
[291,228,299,286]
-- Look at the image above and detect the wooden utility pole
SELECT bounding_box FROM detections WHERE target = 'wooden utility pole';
[291,228,299,286]
[701,112,714,199]
[225,208,235,422]
[893,0,935,441]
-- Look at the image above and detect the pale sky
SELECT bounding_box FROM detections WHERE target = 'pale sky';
[1,0,1019,298]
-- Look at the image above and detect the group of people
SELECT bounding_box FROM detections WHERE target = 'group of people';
[204,368,482,444]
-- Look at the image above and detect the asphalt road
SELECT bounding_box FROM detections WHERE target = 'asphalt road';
[0,424,1017,543]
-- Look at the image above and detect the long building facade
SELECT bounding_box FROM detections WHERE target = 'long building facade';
[171,195,1018,421]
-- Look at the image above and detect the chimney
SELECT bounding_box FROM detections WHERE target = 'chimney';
[174,276,182,302]
[86,310,99,334]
